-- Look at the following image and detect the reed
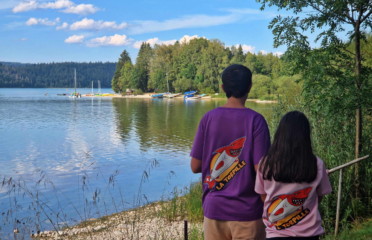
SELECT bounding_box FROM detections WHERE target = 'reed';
[0,157,205,239]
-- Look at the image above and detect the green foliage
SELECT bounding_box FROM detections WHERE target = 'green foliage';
[114,37,292,98]
[250,74,272,100]
[0,62,116,88]
[323,219,372,240]
[157,182,203,223]
[112,50,132,93]
[230,45,245,64]
[119,61,134,92]
[134,43,153,92]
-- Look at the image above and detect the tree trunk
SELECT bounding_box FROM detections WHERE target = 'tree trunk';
[354,21,362,198]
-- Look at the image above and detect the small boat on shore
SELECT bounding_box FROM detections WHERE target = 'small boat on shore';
[151,93,164,98]
[184,93,208,100]
[185,95,201,100]
[164,93,181,98]
[183,91,197,99]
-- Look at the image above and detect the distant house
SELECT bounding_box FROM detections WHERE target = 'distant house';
[125,88,134,95]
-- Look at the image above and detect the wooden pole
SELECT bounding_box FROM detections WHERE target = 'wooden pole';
[328,155,369,174]
[334,169,343,235]
[184,220,188,240]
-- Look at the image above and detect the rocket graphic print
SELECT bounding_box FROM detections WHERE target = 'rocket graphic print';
[204,137,247,191]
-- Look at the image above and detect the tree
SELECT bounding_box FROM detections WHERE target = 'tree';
[258,0,371,160]
[133,43,153,92]
[149,44,174,92]
[197,40,227,93]
[230,45,245,64]
[112,50,131,93]
[119,61,134,92]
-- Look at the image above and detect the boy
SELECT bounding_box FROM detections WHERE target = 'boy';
[190,64,270,240]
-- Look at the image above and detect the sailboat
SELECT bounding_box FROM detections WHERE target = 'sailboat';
[69,68,81,98]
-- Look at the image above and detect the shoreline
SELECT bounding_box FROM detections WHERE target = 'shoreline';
[31,201,203,240]
[85,93,277,103]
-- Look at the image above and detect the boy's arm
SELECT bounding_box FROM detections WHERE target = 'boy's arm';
[190,157,202,173]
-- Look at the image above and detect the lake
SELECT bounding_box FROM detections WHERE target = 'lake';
[0,88,274,238]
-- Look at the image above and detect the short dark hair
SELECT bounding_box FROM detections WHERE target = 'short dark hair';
[222,64,252,98]
[260,111,318,183]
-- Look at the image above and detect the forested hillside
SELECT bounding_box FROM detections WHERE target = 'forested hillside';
[0,62,116,88]
[111,39,300,101]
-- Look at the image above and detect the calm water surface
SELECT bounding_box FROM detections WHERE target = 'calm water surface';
[0,88,274,238]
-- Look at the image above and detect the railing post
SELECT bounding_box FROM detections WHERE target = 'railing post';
[184,220,188,240]
[334,168,343,236]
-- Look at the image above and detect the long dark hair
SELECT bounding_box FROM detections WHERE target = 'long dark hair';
[260,111,317,183]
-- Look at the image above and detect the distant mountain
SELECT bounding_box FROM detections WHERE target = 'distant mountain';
[0,62,116,88]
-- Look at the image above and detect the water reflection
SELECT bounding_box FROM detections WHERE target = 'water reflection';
[112,98,274,154]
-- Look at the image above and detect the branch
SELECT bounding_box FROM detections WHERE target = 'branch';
[361,9,372,23]
[308,1,354,25]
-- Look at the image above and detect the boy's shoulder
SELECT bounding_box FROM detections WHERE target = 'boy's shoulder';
[205,107,265,119]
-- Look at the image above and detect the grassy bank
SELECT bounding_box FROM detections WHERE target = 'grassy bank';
[32,180,372,240]
[323,219,372,240]
[32,182,204,239]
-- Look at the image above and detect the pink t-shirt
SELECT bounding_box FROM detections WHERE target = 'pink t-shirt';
[255,157,332,238]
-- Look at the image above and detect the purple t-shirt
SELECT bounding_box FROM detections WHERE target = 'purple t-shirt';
[190,107,270,221]
[255,157,332,237]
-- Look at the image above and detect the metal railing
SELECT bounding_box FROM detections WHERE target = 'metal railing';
[328,155,370,235]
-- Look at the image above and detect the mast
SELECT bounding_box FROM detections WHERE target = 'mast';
[74,68,77,94]
[166,73,169,92]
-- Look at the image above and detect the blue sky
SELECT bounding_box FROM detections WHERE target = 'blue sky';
[0,0,289,63]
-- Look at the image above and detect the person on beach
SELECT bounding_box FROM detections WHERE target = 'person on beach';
[190,64,270,240]
[255,111,332,240]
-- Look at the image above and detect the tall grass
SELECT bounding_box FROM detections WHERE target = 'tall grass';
[1,158,204,239]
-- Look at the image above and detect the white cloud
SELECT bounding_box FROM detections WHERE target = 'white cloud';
[133,35,204,49]
[129,14,240,35]
[26,17,60,26]
[259,50,268,55]
[126,8,276,35]
[88,34,131,47]
[179,35,201,43]
[273,51,284,57]
[56,22,69,30]
[62,4,99,15]
[65,34,85,43]
[233,44,255,54]
[257,50,284,57]
[133,37,177,49]
[12,0,99,15]
[13,0,38,13]
[69,18,127,30]
[41,0,73,9]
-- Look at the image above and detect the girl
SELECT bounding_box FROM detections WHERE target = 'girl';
[255,111,332,240]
